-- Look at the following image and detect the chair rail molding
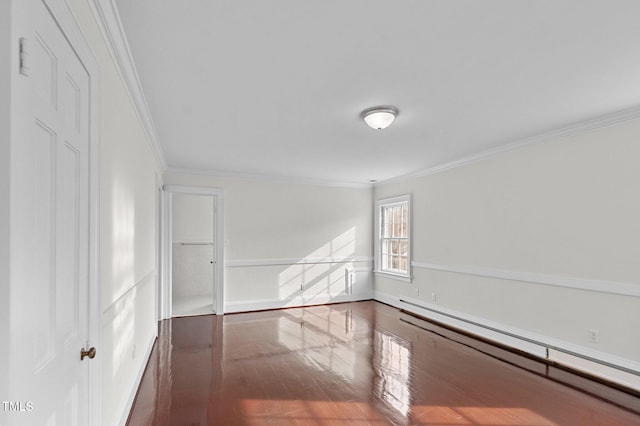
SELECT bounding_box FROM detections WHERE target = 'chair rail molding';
[225,256,373,268]
[412,261,640,297]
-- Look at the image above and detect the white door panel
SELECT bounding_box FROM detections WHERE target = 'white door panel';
[10,0,91,424]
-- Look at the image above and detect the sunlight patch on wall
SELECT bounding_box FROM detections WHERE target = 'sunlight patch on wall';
[105,177,138,385]
[109,288,136,381]
[278,227,356,300]
[111,178,136,302]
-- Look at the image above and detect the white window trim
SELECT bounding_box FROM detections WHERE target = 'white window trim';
[374,194,412,282]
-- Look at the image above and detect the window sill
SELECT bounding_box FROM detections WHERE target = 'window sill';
[374,270,413,283]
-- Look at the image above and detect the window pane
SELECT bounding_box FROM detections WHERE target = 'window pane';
[393,206,402,237]
[389,207,395,237]
[381,208,386,237]
[399,240,407,256]
[382,239,391,257]
[384,254,392,270]
[401,205,407,237]
[383,207,392,237]
[391,240,399,255]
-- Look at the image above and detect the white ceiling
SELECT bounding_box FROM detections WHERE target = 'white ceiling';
[114,0,640,185]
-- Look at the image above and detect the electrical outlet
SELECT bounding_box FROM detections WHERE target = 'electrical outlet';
[431,292,437,303]
[414,288,420,297]
[589,329,600,343]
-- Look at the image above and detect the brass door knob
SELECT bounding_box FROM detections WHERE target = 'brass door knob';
[80,347,96,361]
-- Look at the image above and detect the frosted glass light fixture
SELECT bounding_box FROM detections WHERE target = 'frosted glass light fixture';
[361,106,398,130]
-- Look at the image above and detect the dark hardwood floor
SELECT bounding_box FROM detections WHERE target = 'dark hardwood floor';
[127,301,640,425]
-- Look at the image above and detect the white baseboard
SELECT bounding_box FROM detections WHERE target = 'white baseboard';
[375,292,546,357]
[374,291,640,390]
[225,292,373,314]
[117,333,157,426]
[548,349,640,392]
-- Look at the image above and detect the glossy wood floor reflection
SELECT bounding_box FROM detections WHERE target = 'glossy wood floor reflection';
[127,302,640,425]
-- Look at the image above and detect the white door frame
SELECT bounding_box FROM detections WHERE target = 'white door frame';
[11,0,101,423]
[155,173,163,323]
[0,0,9,414]
[160,185,224,318]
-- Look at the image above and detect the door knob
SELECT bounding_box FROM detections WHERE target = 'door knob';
[80,347,96,361]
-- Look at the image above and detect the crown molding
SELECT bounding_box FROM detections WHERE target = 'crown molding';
[88,0,167,170]
[380,105,640,185]
[165,167,374,189]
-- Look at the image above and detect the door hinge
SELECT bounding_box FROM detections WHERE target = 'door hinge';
[19,38,31,76]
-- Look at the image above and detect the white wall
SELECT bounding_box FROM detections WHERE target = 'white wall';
[164,173,374,312]
[172,193,214,243]
[374,117,640,387]
[67,1,163,424]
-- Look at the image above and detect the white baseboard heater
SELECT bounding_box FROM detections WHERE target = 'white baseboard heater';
[397,298,640,379]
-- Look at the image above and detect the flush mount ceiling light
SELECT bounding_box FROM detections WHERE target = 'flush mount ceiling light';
[361,106,398,130]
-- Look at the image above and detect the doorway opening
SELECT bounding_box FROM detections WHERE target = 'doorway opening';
[161,185,224,318]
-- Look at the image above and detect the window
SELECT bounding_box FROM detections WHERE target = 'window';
[375,195,411,280]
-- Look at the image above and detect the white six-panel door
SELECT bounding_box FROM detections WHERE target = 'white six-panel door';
[10,0,92,424]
